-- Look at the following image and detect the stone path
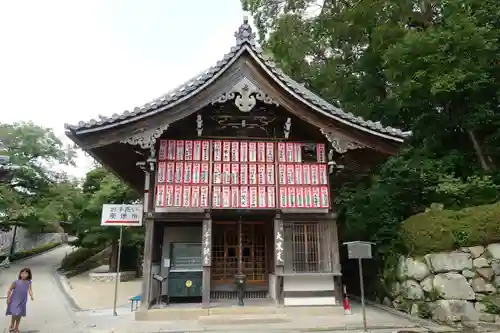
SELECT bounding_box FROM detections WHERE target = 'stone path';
[0,245,454,333]
[0,245,85,333]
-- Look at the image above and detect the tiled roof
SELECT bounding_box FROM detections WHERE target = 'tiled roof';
[65,18,410,141]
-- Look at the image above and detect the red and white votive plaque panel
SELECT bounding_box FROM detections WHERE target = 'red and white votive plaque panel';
[155,140,330,209]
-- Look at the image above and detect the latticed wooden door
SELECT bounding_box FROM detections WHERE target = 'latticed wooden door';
[211,221,267,285]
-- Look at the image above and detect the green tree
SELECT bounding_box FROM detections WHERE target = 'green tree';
[0,122,78,231]
[74,167,142,272]
[244,0,500,296]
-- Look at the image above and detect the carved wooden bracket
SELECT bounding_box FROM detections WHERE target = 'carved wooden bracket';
[211,77,279,112]
[120,124,170,156]
[320,128,365,154]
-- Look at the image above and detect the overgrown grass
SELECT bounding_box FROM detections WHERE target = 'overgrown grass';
[60,246,104,271]
[402,202,500,256]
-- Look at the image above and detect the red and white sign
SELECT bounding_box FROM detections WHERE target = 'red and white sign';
[231,187,239,208]
[158,141,168,160]
[183,163,192,183]
[167,140,176,160]
[312,187,321,208]
[192,163,201,183]
[297,187,305,208]
[249,186,258,208]
[201,141,210,161]
[286,143,295,162]
[286,165,295,185]
[240,186,249,208]
[213,141,222,161]
[266,142,274,162]
[157,162,166,183]
[319,165,328,185]
[305,187,313,208]
[266,164,275,185]
[212,186,221,208]
[231,141,239,161]
[258,164,266,185]
[182,186,191,207]
[294,143,302,163]
[249,142,257,162]
[174,163,184,183]
[222,164,231,184]
[278,165,286,184]
[240,142,248,162]
[213,163,222,184]
[175,141,184,161]
[174,186,182,207]
[240,164,248,185]
[193,141,202,161]
[166,162,175,183]
[258,187,267,208]
[320,186,330,208]
[222,186,231,208]
[191,186,200,207]
[200,163,209,184]
[258,142,266,163]
[287,187,296,208]
[231,164,239,184]
[303,165,311,185]
[295,164,303,185]
[267,187,276,208]
[311,165,319,185]
[249,164,257,185]
[166,185,174,206]
[101,204,143,226]
[200,186,209,207]
[184,141,193,161]
[279,187,287,208]
[277,143,286,162]
[156,185,165,207]
[222,141,231,162]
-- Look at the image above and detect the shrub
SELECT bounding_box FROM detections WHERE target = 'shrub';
[402,202,500,256]
[60,246,103,271]
[9,242,61,261]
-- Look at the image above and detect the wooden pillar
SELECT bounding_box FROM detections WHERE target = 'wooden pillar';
[330,215,343,304]
[140,152,156,311]
[201,213,212,308]
[274,213,284,305]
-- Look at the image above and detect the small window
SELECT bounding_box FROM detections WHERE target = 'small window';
[227,247,236,257]
[243,247,251,257]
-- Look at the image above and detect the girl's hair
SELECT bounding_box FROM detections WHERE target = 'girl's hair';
[18,268,32,280]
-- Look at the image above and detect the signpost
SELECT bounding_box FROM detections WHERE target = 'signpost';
[101,204,143,316]
[343,241,375,332]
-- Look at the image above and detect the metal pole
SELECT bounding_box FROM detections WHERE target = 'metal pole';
[113,226,124,316]
[358,258,367,332]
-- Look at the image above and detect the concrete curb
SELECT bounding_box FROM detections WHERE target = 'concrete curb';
[52,264,84,312]
[351,297,457,332]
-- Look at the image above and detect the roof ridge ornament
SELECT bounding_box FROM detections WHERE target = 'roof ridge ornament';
[234,16,255,44]
[211,77,279,112]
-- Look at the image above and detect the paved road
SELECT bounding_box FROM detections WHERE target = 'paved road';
[0,245,84,333]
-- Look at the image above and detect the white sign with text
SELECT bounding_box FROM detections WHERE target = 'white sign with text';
[101,204,143,227]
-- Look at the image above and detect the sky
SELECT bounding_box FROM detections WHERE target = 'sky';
[0,1,244,178]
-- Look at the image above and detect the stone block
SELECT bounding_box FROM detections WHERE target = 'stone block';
[425,252,472,273]
[433,272,475,300]
[487,244,500,260]
[397,256,430,281]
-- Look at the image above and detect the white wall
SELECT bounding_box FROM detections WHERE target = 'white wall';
[283,275,336,306]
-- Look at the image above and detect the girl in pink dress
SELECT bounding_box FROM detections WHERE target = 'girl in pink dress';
[6,268,34,333]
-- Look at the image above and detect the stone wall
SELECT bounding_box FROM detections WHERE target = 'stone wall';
[0,227,66,256]
[388,243,500,328]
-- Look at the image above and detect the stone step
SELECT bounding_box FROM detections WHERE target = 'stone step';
[198,313,290,325]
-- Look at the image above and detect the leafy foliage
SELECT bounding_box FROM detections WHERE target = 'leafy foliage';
[403,203,500,255]
[0,122,79,231]
[244,0,500,296]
